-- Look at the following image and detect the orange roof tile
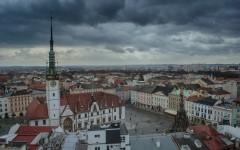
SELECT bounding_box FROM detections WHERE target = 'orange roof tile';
[28,84,46,89]
[186,95,204,102]
[192,125,226,150]
[61,92,121,113]
[26,98,48,120]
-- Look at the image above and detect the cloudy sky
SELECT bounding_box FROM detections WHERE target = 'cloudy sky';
[0,0,240,66]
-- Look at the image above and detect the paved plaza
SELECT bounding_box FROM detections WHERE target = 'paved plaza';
[124,105,174,135]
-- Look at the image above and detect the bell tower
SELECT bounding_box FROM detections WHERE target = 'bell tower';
[46,16,60,126]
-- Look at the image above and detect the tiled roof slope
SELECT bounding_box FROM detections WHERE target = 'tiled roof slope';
[196,97,218,106]
[201,78,214,85]
[26,97,48,120]
[61,92,121,113]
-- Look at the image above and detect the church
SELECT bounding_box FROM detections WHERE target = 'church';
[26,17,125,132]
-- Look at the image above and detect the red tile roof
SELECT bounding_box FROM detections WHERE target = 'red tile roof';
[114,78,125,85]
[192,125,226,150]
[16,126,54,135]
[27,92,121,120]
[186,95,205,102]
[26,98,48,120]
[0,75,9,82]
[12,126,54,150]
[28,84,46,89]
[61,92,121,113]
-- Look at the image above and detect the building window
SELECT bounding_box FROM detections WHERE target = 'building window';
[53,93,55,97]
[43,120,46,125]
[78,123,82,129]
[114,108,116,112]
[121,136,125,142]
[85,113,87,117]
[95,147,100,150]
[95,134,100,138]
[35,121,38,126]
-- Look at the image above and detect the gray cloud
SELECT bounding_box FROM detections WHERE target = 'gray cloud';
[0,0,240,65]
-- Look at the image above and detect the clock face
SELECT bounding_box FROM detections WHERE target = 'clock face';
[50,80,57,87]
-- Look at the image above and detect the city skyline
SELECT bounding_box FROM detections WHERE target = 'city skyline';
[0,0,240,66]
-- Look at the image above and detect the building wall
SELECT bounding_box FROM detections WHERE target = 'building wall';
[9,94,33,116]
[169,94,181,111]
[185,101,195,121]
[59,107,122,131]
[213,106,232,125]
[0,97,9,119]
[130,90,138,104]
[152,93,168,110]
[223,81,239,99]
[103,89,116,95]
[46,80,60,126]
[137,92,152,108]
[70,88,103,94]
[88,130,106,144]
[231,106,240,127]
[29,119,49,126]
[193,103,213,123]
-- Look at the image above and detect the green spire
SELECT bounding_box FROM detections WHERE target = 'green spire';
[46,16,58,79]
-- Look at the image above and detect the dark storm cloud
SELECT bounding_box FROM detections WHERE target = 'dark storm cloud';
[0,0,239,58]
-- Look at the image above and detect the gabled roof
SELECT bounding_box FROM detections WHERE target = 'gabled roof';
[137,85,156,94]
[12,126,54,150]
[201,78,214,85]
[26,97,48,120]
[153,86,174,96]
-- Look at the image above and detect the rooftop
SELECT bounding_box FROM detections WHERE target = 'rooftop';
[130,134,178,150]
[195,97,218,106]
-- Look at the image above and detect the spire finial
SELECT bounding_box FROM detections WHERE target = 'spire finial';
[50,16,54,51]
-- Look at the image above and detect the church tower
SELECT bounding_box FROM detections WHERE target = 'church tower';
[173,87,189,131]
[46,17,60,126]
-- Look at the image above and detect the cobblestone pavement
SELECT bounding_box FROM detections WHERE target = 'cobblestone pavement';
[124,105,174,135]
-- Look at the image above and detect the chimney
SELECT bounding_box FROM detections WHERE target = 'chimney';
[156,139,160,148]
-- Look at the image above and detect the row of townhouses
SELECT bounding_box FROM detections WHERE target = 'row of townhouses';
[130,82,240,127]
